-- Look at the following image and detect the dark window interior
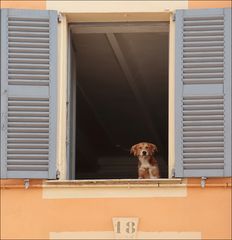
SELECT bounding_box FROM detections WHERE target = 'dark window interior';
[70,23,169,179]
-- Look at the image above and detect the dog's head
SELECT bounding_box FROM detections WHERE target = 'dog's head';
[130,142,158,157]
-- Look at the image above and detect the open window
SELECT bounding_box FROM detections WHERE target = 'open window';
[68,22,169,179]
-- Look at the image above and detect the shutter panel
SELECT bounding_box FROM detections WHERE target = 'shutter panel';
[1,9,57,179]
[175,8,231,177]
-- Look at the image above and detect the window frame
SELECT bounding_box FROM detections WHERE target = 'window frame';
[64,14,174,180]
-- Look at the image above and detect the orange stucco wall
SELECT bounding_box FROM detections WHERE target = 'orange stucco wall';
[0,1,231,240]
[0,0,45,9]
[1,179,231,240]
[1,0,231,10]
[189,0,231,9]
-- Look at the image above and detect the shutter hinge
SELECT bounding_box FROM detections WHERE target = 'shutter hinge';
[200,177,207,188]
[172,12,176,22]
[57,13,63,23]
[56,169,61,179]
[24,179,30,189]
[171,168,175,178]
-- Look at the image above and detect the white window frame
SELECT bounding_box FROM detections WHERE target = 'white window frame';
[57,12,176,180]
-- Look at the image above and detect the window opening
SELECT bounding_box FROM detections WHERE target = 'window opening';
[69,22,169,179]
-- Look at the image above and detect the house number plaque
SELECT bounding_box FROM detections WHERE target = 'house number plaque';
[112,217,139,239]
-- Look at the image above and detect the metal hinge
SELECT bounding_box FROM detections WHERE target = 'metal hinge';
[24,179,30,189]
[57,13,63,23]
[56,169,61,179]
[172,12,176,22]
[171,168,175,178]
[201,177,207,188]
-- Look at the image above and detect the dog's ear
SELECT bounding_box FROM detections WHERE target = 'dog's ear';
[130,144,138,156]
[149,143,158,153]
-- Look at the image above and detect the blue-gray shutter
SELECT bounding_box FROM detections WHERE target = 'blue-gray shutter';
[1,9,57,179]
[175,8,231,177]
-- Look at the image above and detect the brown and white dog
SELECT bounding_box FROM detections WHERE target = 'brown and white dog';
[130,142,160,179]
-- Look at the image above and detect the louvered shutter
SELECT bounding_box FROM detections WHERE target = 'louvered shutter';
[175,8,231,177]
[0,9,57,179]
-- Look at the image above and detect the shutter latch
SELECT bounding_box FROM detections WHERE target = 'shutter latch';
[200,177,207,188]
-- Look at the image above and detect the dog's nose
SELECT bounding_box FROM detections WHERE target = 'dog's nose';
[142,151,147,156]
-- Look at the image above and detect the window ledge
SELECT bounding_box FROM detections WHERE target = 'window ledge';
[44,178,185,188]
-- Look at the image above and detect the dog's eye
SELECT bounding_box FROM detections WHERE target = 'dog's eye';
[145,146,148,149]
[139,147,142,149]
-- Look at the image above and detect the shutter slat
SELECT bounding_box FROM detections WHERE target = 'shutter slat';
[9,42,49,48]
[1,9,57,179]
[184,20,224,26]
[183,158,224,163]
[7,149,49,154]
[183,68,223,73]
[7,160,49,165]
[183,147,224,153]
[8,74,49,80]
[8,26,49,32]
[9,37,49,43]
[7,154,48,160]
[183,136,224,142]
[9,47,49,53]
[183,131,224,137]
[8,144,49,149]
[184,164,224,169]
[9,32,49,38]
[8,21,49,27]
[8,138,49,143]
[8,128,49,133]
[183,26,224,31]
[8,123,49,128]
[183,120,224,126]
[9,63,49,69]
[7,166,49,171]
[183,104,223,110]
[183,57,223,62]
[183,46,224,52]
[184,16,223,21]
[8,118,49,122]
[183,63,223,68]
[183,153,224,158]
[9,53,49,59]
[183,142,224,147]
[183,110,224,115]
[8,133,49,138]
[183,30,224,37]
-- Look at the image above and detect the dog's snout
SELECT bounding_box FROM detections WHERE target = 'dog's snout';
[142,151,147,156]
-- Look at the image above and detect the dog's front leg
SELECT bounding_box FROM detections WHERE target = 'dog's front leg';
[138,167,148,179]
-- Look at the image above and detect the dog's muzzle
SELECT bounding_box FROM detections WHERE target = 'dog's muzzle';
[142,151,147,156]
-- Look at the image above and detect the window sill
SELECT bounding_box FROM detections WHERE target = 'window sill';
[44,178,185,188]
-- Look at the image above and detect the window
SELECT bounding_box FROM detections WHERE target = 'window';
[1,8,231,180]
[68,22,169,179]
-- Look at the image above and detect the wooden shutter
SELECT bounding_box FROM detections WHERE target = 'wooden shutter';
[1,9,57,179]
[175,8,231,177]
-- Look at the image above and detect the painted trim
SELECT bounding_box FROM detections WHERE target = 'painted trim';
[46,1,188,13]
[43,184,187,199]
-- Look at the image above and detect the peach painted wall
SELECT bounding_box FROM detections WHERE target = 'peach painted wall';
[189,0,231,9]
[0,0,45,9]
[1,179,232,240]
[0,1,231,240]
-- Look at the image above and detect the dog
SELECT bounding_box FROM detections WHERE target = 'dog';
[130,142,160,179]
